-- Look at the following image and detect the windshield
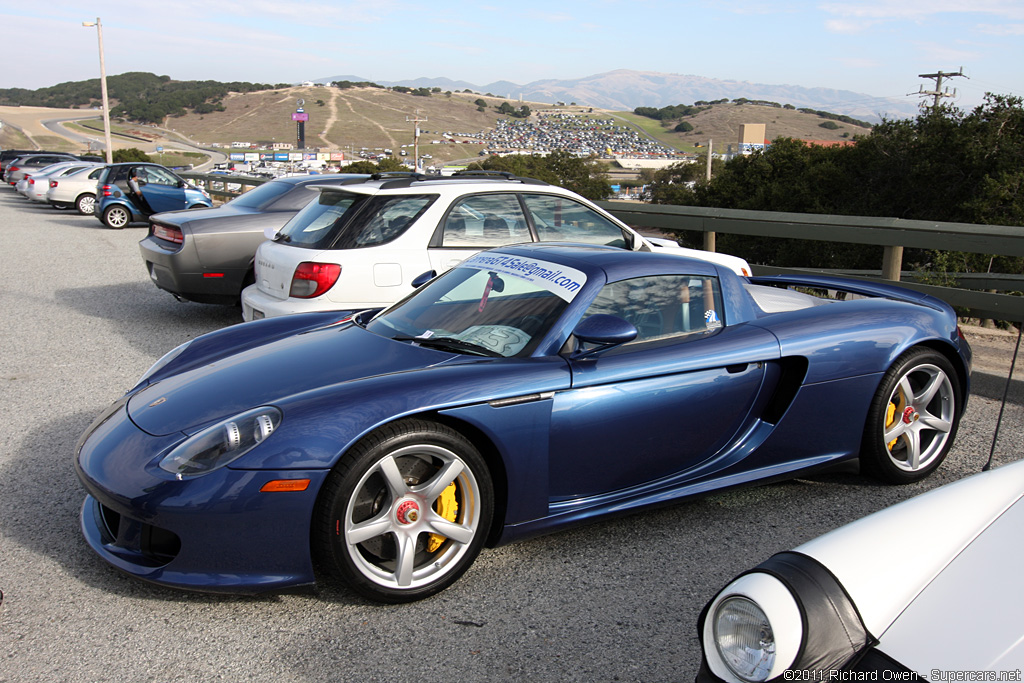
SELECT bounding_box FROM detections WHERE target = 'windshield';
[366,253,587,357]
[226,180,296,210]
[278,190,436,249]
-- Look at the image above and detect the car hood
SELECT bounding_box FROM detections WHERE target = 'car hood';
[127,324,453,436]
[797,458,1024,638]
[874,493,1024,672]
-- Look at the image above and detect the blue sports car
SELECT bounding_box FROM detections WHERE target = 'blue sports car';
[75,242,971,603]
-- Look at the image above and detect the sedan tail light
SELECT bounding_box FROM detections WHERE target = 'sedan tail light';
[151,222,184,245]
[290,262,341,298]
[50,180,59,188]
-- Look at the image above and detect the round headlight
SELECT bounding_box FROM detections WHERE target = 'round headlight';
[702,572,803,683]
[713,596,776,682]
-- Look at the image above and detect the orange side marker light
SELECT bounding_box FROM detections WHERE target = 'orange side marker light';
[260,479,311,493]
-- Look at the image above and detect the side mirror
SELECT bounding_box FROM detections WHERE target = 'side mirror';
[411,270,437,288]
[570,314,637,359]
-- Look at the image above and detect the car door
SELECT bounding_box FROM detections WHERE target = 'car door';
[547,274,781,501]
[428,193,532,273]
[136,166,188,214]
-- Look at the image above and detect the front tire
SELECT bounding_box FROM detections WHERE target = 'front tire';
[75,193,96,215]
[861,348,961,484]
[102,204,130,229]
[314,419,493,603]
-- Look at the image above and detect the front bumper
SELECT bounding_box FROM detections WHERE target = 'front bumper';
[75,401,329,593]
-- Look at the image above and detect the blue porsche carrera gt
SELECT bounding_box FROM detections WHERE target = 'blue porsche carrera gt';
[75,242,971,603]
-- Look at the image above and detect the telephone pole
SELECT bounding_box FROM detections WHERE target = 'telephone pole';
[406,111,428,173]
[914,68,968,108]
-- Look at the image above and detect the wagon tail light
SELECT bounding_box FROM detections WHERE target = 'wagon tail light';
[151,222,184,245]
[290,262,341,298]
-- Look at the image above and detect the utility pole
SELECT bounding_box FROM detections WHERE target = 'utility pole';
[914,68,967,108]
[406,111,427,173]
[704,139,715,252]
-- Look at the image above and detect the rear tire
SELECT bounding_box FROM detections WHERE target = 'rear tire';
[313,419,493,603]
[102,204,130,229]
[75,193,96,215]
[861,348,961,484]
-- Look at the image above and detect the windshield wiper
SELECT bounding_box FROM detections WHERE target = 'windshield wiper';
[392,335,502,357]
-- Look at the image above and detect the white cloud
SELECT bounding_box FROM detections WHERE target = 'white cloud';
[975,22,1024,35]
[836,56,883,68]
[821,0,1024,26]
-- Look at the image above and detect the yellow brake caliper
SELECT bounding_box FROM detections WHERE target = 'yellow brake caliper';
[886,390,906,452]
[427,482,459,552]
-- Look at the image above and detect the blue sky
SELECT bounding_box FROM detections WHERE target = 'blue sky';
[5,0,1023,111]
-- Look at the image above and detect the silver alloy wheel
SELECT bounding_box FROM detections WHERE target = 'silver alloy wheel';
[344,443,482,591]
[882,362,955,473]
[103,205,130,229]
[76,194,96,215]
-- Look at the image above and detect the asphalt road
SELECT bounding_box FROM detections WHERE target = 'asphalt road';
[1,190,1022,683]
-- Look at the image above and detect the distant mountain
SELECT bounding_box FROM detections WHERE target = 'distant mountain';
[317,69,918,122]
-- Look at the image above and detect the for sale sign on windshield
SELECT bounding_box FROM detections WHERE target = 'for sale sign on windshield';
[461,253,587,301]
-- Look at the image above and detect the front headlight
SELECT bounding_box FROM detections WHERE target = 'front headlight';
[703,573,803,683]
[159,406,281,478]
[713,596,776,681]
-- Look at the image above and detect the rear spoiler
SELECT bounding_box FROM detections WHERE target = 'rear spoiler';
[748,273,948,312]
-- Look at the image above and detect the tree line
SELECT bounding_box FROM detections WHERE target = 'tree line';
[0,72,291,124]
[643,95,1024,276]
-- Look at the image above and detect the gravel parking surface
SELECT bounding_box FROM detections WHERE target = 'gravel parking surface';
[1,190,1021,683]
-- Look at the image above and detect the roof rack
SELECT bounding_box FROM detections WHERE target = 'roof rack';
[449,170,550,186]
[324,170,552,191]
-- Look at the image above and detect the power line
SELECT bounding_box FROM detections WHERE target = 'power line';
[912,68,969,108]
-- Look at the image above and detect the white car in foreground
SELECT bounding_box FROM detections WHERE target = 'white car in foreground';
[241,171,750,321]
[697,458,1024,682]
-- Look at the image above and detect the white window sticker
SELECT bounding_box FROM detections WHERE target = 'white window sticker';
[460,253,587,302]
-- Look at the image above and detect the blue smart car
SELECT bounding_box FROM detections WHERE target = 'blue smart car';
[95,162,211,229]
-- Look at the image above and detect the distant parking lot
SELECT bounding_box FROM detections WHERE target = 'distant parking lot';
[1,190,1022,682]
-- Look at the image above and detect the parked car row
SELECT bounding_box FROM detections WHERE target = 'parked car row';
[139,170,751,311]
[2,153,212,224]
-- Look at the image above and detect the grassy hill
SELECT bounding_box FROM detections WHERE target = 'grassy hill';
[167,86,869,163]
[167,86,533,164]
[613,102,869,154]
[2,80,873,166]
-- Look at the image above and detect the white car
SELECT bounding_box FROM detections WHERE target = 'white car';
[697,457,1024,682]
[46,164,109,215]
[241,172,750,321]
[21,162,102,204]
[15,161,87,198]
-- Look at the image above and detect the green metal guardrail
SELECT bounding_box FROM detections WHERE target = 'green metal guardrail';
[180,171,268,201]
[598,201,1024,324]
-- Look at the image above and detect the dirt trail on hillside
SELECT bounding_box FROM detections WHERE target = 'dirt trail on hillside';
[339,97,399,149]
[317,91,341,148]
[211,93,297,134]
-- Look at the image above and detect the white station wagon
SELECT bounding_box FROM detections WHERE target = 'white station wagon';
[241,171,750,321]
